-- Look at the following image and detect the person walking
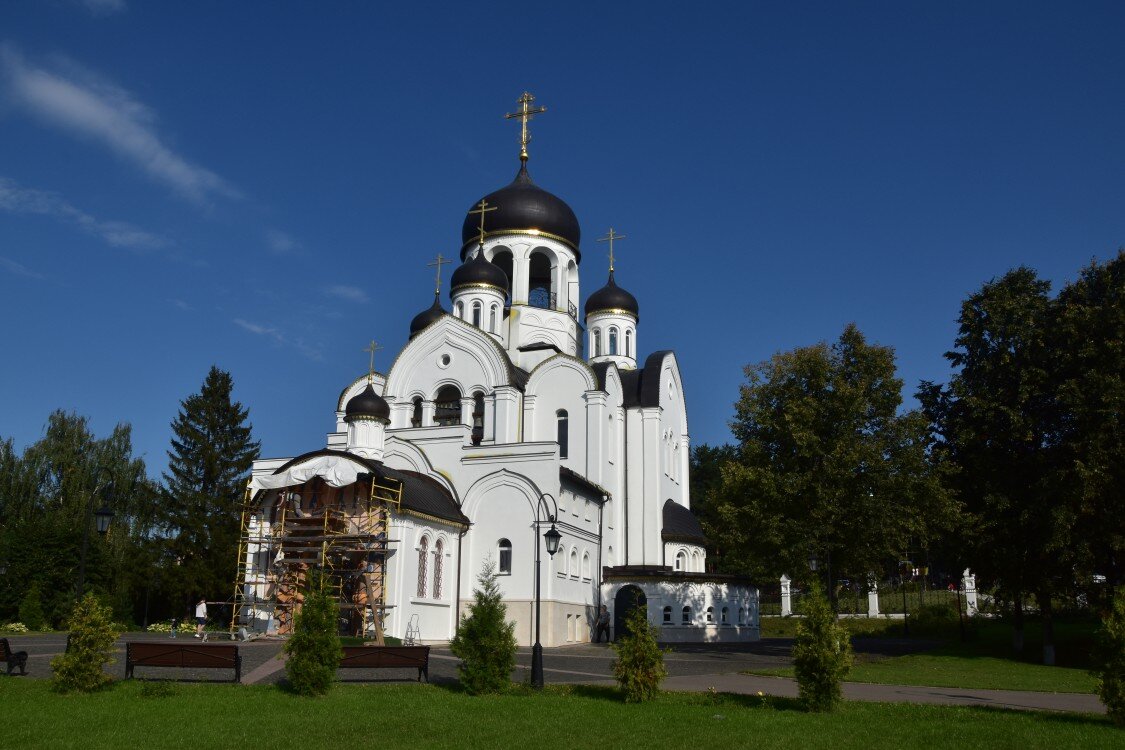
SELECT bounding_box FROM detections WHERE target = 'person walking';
[595,604,611,643]
[194,598,208,638]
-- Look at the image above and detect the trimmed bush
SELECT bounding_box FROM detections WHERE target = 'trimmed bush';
[450,560,517,694]
[1093,595,1125,726]
[284,571,343,696]
[611,600,667,703]
[50,593,119,693]
[19,583,47,631]
[2,622,29,633]
[793,581,852,712]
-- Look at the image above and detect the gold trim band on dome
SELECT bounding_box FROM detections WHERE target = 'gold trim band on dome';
[344,415,391,424]
[461,228,580,254]
[450,281,508,294]
[586,308,638,320]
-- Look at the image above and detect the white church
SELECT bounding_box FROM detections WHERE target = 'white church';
[237,94,759,646]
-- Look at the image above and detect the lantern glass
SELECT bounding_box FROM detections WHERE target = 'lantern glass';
[94,505,114,534]
[543,524,562,557]
[807,552,818,572]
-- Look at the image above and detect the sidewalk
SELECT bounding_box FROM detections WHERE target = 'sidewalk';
[661,672,1106,714]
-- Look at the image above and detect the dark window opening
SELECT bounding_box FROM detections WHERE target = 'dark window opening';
[434,385,462,426]
[528,252,554,310]
[410,396,423,428]
[472,391,485,445]
[498,538,512,575]
[557,409,569,459]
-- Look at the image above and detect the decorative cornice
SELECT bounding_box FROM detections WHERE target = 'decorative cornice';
[461,228,579,255]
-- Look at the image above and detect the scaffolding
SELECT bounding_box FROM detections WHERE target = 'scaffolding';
[230,473,402,642]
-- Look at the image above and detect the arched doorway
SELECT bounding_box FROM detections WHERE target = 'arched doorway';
[613,585,646,642]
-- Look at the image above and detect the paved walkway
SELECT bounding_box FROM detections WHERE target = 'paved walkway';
[6,633,1105,714]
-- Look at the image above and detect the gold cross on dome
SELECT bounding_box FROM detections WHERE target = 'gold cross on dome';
[467,199,498,247]
[362,340,383,378]
[597,228,626,272]
[504,91,547,162]
[426,253,451,295]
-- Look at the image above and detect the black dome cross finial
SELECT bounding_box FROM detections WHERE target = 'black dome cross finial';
[597,227,626,273]
[467,199,498,250]
[362,339,383,380]
[426,253,452,295]
[504,91,547,163]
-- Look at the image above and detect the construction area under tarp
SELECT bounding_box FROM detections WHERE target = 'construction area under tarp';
[230,472,402,642]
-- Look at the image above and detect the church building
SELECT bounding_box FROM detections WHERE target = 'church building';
[235,93,759,646]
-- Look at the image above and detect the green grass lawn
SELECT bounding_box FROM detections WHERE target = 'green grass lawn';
[0,679,1116,749]
[752,617,1099,693]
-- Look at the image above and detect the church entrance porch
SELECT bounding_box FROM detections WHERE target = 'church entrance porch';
[613,585,646,642]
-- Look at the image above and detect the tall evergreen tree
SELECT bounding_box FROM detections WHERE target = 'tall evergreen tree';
[161,366,259,612]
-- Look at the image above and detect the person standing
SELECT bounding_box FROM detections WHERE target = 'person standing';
[595,604,611,643]
[194,598,208,638]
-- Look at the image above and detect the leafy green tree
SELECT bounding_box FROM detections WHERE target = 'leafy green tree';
[689,444,738,572]
[610,599,667,702]
[919,268,1065,662]
[161,366,259,610]
[50,592,119,693]
[18,582,46,631]
[450,560,517,694]
[1093,594,1125,726]
[710,324,955,585]
[284,571,342,696]
[793,580,852,712]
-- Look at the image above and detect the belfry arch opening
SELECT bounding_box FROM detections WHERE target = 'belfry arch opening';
[528,250,555,310]
[490,247,514,303]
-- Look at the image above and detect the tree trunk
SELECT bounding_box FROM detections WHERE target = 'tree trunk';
[1011,594,1025,653]
[1038,590,1055,666]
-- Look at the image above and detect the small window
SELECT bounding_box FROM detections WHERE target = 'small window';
[557,409,569,459]
[675,550,686,571]
[592,329,601,357]
[472,301,482,328]
[472,391,485,445]
[609,327,618,355]
[432,539,444,599]
[569,548,578,578]
[417,536,429,598]
[721,606,729,624]
[410,396,423,428]
[663,606,672,624]
[682,606,691,625]
[625,328,633,358]
[454,301,463,319]
[498,538,512,575]
[581,551,591,580]
[738,607,745,625]
[706,606,714,623]
[490,304,499,333]
[434,385,461,426]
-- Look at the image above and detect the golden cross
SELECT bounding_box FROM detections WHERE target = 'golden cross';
[426,253,451,295]
[362,340,383,377]
[504,91,547,162]
[467,199,498,247]
[597,228,626,273]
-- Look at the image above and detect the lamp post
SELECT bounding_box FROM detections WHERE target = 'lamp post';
[77,467,116,600]
[899,559,912,636]
[531,492,562,689]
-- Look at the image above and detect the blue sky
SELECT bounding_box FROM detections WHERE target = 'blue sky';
[1,1,1123,475]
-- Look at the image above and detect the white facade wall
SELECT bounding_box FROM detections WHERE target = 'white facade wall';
[603,579,760,643]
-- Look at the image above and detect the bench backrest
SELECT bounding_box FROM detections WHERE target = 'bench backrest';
[340,645,429,669]
[128,642,239,668]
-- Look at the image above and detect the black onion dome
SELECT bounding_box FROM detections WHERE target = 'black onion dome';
[409,294,446,338]
[584,271,639,320]
[450,247,509,293]
[344,383,390,422]
[460,164,581,258]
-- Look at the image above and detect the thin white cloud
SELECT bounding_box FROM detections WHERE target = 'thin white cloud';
[0,256,45,280]
[169,298,192,311]
[233,318,322,361]
[0,45,238,204]
[0,175,167,250]
[79,0,127,15]
[324,285,369,303]
[266,229,302,256]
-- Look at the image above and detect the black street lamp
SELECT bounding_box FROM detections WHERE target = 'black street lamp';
[531,492,561,689]
[77,467,116,600]
[899,559,912,636]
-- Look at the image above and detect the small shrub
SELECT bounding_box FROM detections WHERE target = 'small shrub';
[50,593,119,693]
[793,581,852,712]
[3,622,29,633]
[139,680,179,698]
[19,583,47,631]
[284,570,343,697]
[450,560,518,695]
[1092,595,1125,726]
[611,600,667,703]
[146,620,177,633]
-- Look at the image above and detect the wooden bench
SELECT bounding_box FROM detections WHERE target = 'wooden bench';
[338,645,430,682]
[125,642,242,682]
[1,638,28,676]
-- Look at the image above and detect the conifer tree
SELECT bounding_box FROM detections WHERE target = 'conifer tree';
[284,570,342,696]
[611,600,667,702]
[18,582,46,631]
[161,367,259,610]
[793,580,852,712]
[450,560,517,694]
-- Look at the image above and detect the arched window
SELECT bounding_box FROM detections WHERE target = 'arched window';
[434,385,461,426]
[471,392,485,445]
[581,551,591,580]
[682,606,691,625]
[557,409,569,459]
[454,301,463,319]
[662,606,672,624]
[432,539,444,599]
[498,538,512,575]
[471,300,482,328]
[625,328,633,358]
[721,606,729,624]
[528,251,555,309]
[417,536,429,598]
[607,546,614,566]
[609,327,618,355]
[738,607,745,625]
[692,550,701,572]
[675,550,687,571]
[569,548,578,578]
[706,606,714,623]
[410,396,423,428]
[489,304,500,333]
[592,329,601,357]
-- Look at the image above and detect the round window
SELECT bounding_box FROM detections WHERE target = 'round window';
[438,353,452,368]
